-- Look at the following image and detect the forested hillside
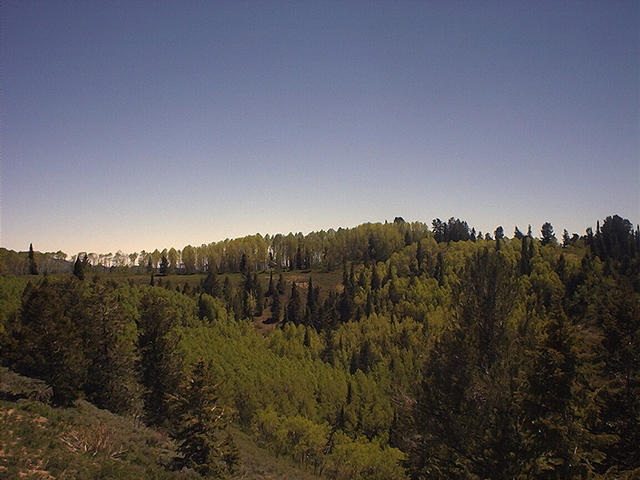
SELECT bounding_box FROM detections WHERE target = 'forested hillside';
[1,214,639,479]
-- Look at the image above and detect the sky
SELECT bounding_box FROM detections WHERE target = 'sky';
[1,1,639,255]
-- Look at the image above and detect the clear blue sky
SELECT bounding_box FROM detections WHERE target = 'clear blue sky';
[2,1,638,255]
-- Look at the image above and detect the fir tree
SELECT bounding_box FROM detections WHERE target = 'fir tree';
[138,290,183,427]
[223,276,233,302]
[170,360,238,477]
[4,278,86,405]
[202,267,220,297]
[266,270,274,297]
[73,255,85,280]
[239,252,248,274]
[494,226,504,251]
[295,245,303,270]
[253,273,263,316]
[270,291,281,323]
[435,251,445,286]
[28,243,39,275]
[304,277,316,326]
[276,273,285,295]
[159,255,169,275]
[371,262,381,290]
[519,301,581,478]
[286,282,302,325]
[514,226,524,240]
[541,222,556,246]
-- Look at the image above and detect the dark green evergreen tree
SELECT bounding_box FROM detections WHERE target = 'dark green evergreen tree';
[138,290,183,427]
[223,276,233,303]
[3,278,86,405]
[239,252,248,274]
[304,277,317,326]
[541,222,556,246]
[295,245,303,270]
[83,280,142,415]
[409,249,521,479]
[495,226,504,251]
[28,243,38,275]
[270,291,281,323]
[286,282,302,325]
[435,251,445,286]
[519,301,582,478]
[276,273,285,295]
[520,237,532,275]
[159,255,169,275]
[371,262,381,290]
[203,267,220,297]
[266,270,274,297]
[253,273,263,316]
[514,226,524,240]
[73,255,85,280]
[170,360,238,477]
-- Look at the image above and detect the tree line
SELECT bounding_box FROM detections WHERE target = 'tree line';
[0,214,638,478]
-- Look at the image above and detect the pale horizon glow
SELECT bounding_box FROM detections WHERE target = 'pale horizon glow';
[2,1,639,256]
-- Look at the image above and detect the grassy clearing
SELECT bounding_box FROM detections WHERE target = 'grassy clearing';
[0,399,187,480]
[0,396,322,480]
[232,427,322,480]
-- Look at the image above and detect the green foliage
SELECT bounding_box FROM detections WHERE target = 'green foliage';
[170,360,238,477]
[0,276,27,334]
[1,214,638,479]
[138,287,188,426]
[541,222,557,246]
[82,280,142,415]
[0,399,200,480]
[3,278,87,405]
[28,243,39,275]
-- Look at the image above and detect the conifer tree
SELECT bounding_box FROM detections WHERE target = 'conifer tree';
[203,267,220,297]
[239,252,248,274]
[295,245,303,270]
[520,237,532,275]
[416,240,423,273]
[371,262,381,291]
[159,255,169,275]
[304,277,316,326]
[170,360,238,477]
[73,255,84,280]
[541,222,556,246]
[286,281,302,325]
[223,276,233,303]
[435,252,445,286]
[4,278,86,405]
[266,270,274,297]
[83,281,142,415]
[409,249,521,479]
[519,301,581,478]
[270,290,281,323]
[514,226,524,240]
[138,290,183,427]
[28,243,39,275]
[276,273,285,295]
[253,273,263,316]
[494,226,504,251]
